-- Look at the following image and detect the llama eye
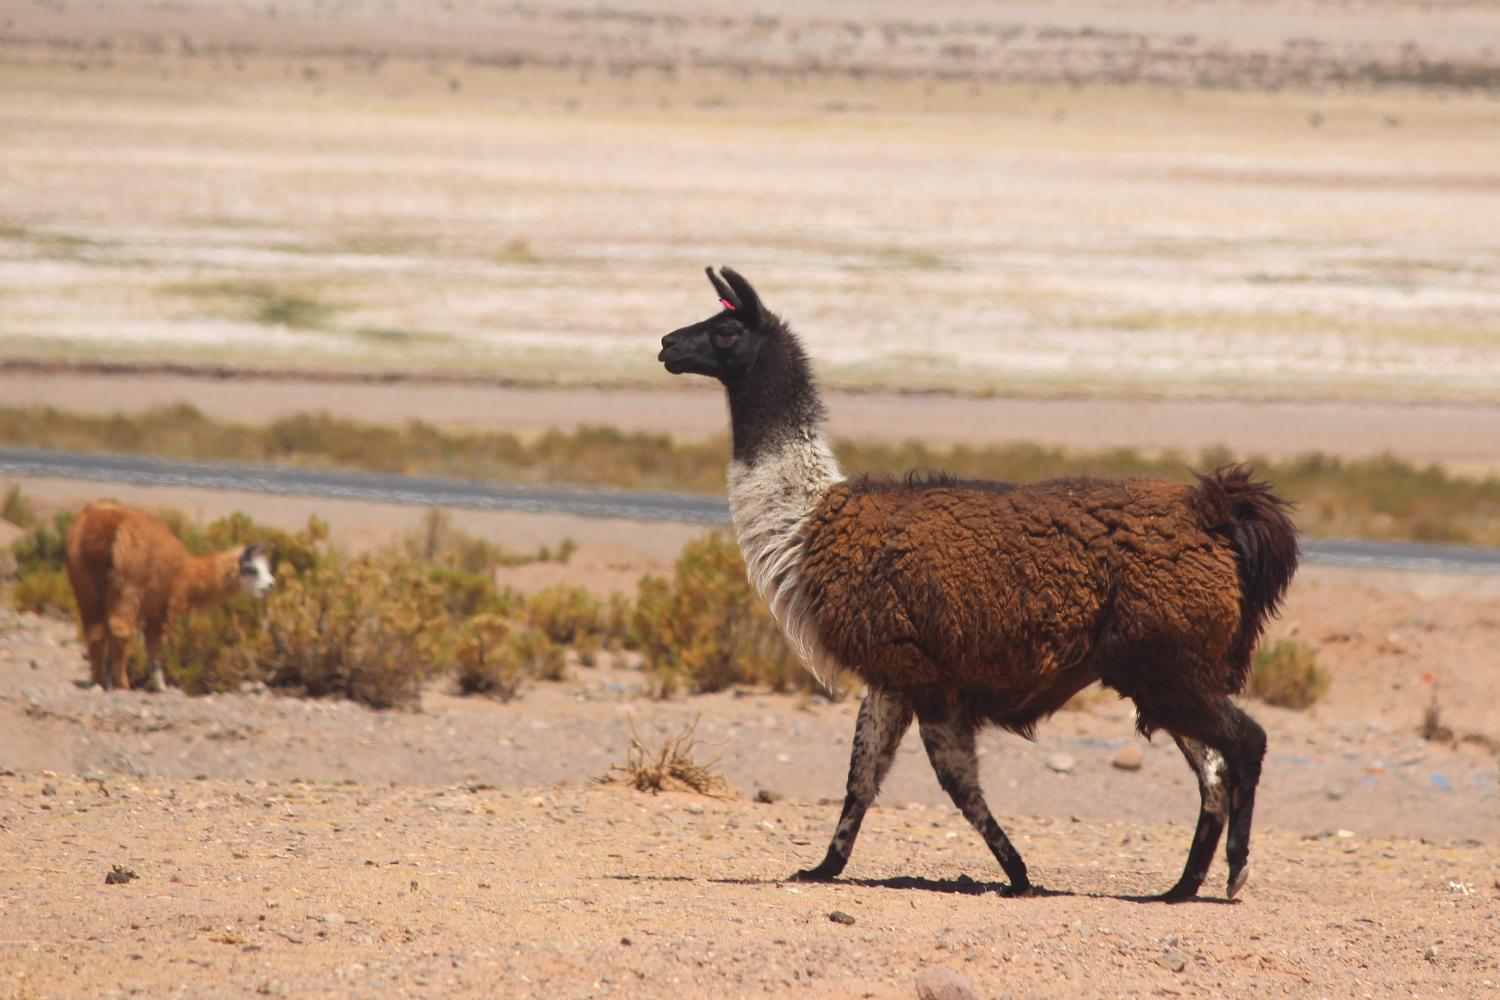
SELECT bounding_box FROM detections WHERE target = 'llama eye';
[712,330,739,349]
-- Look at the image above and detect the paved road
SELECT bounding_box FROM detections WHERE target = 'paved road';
[3,446,1497,574]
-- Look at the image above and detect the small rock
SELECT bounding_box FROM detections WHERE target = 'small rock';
[105,865,138,885]
[829,910,856,925]
[754,788,782,804]
[1156,950,1187,973]
[914,965,978,1000]
[619,936,632,947]
[41,784,57,797]
[322,913,346,925]
[1045,753,1075,774]
[1424,945,1440,962]
[1111,745,1144,771]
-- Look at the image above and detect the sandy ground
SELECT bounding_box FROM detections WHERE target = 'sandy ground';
[2,1,1499,400]
[3,474,1500,997]
[3,546,1500,999]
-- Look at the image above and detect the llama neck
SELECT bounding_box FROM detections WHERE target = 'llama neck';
[177,549,241,610]
[724,333,842,688]
[725,330,827,468]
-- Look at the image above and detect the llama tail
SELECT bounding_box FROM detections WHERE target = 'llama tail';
[1192,465,1300,690]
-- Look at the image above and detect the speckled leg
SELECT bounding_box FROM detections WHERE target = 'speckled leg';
[1161,735,1229,901]
[791,687,913,881]
[1150,702,1267,902]
[917,709,1031,895]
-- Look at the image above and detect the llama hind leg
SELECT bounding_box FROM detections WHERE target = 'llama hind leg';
[916,707,1031,895]
[1147,701,1267,901]
[1218,703,1267,900]
[791,687,912,882]
[1160,735,1229,901]
[143,622,167,693]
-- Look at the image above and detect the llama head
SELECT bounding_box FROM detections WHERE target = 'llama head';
[659,267,773,384]
[238,543,275,597]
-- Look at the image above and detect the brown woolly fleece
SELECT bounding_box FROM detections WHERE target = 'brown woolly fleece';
[65,501,252,691]
[798,469,1293,736]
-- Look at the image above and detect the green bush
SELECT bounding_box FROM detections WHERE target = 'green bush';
[630,532,811,696]
[1249,639,1330,709]
[12,567,76,617]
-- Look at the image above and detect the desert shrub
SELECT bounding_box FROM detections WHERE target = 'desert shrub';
[162,598,263,694]
[1249,639,1330,709]
[259,560,447,709]
[508,625,566,681]
[525,584,603,646]
[596,716,733,797]
[2,484,37,529]
[11,511,73,576]
[451,613,523,699]
[630,532,809,696]
[11,567,76,617]
[427,567,522,618]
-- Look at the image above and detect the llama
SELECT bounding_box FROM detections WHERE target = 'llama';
[64,501,275,692]
[659,267,1298,900]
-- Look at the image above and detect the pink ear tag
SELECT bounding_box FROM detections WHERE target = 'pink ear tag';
[719,298,736,312]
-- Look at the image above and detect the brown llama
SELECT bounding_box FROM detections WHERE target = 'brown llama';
[64,501,274,692]
[659,267,1299,901]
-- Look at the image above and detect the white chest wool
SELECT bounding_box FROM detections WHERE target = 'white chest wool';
[727,429,844,690]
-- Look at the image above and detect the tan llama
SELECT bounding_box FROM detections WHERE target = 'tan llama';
[64,501,274,692]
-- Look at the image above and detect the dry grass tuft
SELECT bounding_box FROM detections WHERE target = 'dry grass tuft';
[1250,639,1330,709]
[598,717,734,798]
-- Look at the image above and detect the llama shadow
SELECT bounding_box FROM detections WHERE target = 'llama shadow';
[606,873,1236,905]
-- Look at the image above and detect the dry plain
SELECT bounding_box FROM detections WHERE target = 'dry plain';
[4,1,1500,998]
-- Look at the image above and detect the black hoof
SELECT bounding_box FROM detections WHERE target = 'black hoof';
[789,864,842,883]
[1001,880,1035,898]
[1158,882,1202,903]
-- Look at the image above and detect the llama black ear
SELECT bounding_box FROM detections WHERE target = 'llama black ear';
[718,267,764,326]
[706,267,740,310]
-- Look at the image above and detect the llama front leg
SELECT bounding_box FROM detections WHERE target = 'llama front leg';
[916,706,1031,895]
[791,687,912,882]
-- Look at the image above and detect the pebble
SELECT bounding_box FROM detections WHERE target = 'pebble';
[1045,753,1075,774]
[1156,950,1187,973]
[754,789,782,804]
[1111,745,1144,771]
[828,911,856,925]
[914,966,978,1000]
